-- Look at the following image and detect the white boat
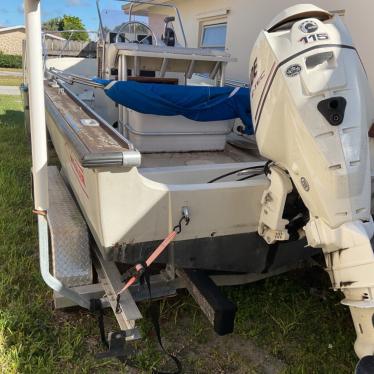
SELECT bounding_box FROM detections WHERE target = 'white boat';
[22,1,374,370]
[41,1,312,272]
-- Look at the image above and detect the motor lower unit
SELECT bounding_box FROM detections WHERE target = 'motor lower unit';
[250,3,374,366]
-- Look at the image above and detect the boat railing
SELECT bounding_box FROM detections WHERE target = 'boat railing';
[41,30,99,78]
[95,0,188,47]
[126,0,187,47]
[47,68,137,152]
[42,30,99,59]
[192,73,249,88]
[49,68,250,92]
[225,79,250,88]
[48,68,104,88]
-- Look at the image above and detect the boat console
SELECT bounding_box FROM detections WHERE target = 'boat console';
[84,1,243,154]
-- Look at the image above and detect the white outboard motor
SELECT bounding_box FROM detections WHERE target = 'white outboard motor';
[250,4,374,368]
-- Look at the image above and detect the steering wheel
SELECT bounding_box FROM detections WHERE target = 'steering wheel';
[115,21,157,45]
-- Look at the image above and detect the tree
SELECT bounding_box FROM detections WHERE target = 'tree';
[42,17,60,32]
[60,15,89,41]
[42,15,89,41]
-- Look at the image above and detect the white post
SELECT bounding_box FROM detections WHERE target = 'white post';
[118,54,128,137]
[24,0,90,309]
[220,63,226,87]
[24,0,48,211]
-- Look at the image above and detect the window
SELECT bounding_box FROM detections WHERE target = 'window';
[200,23,227,50]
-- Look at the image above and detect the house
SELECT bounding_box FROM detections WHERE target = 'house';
[0,25,65,56]
[0,26,27,56]
[124,0,374,92]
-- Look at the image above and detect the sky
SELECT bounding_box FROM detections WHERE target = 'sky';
[0,0,127,31]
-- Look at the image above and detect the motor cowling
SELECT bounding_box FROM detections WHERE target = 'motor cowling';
[250,4,374,361]
[250,4,373,229]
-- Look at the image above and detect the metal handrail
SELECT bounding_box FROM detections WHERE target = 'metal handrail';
[192,73,249,88]
[41,30,98,58]
[225,79,249,88]
[48,68,105,88]
[41,30,98,74]
[125,0,187,47]
[96,0,187,47]
[46,70,137,152]
[48,68,104,88]
[96,0,105,40]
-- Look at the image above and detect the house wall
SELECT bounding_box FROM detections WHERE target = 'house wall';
[0,30,25,55]
[148,0,374,92]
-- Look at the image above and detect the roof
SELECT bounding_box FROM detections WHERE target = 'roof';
[0,25,66,40]
[0,25,25,33]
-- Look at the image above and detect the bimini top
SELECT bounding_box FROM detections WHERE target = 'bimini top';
[95,79,253,134]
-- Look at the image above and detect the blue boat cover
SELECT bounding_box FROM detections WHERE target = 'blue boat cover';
[94,79,253,134]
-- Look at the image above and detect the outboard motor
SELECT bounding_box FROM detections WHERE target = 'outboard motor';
[250,4,374,369]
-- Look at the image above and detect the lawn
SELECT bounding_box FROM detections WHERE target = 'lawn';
[0,94,357,373]
[0,68,22,73]
[0,76,23,87]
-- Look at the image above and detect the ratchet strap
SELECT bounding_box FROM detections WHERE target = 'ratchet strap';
[90,299,109,349]
[116,231,178,299]
[116,214,189,301]
[139,266,182,374]
[96,213,189,373]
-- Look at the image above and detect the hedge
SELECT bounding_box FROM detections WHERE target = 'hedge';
[0,53,23,68]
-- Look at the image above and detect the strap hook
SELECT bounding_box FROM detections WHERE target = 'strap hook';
[173,206,190,234]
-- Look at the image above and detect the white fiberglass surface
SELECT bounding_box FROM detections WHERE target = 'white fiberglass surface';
[139,161,266,185]
[46,57,97,77]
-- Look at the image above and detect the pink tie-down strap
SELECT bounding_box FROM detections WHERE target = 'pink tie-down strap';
[118,230,178,295]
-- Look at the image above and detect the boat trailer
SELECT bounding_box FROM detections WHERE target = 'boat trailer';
[24,1,374,372]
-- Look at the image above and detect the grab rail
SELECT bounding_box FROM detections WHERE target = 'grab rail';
[42,30,98,58]
[193,73,250,88]
[48,68,104,88]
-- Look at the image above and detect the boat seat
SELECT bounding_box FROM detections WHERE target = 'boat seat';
[110,68,158,80]
[127,77,178,84]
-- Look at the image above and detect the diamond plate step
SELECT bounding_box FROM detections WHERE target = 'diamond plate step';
[47,166,93,288]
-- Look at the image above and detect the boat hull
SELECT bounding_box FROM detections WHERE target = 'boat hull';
[44,89,319,271]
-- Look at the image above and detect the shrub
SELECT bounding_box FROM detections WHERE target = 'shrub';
[0,52,23,68]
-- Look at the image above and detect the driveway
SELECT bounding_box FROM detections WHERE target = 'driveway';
[0,71,23,77]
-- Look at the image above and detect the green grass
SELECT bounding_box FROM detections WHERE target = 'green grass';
[0,94,357,373]
[0,76,23,87]
[0,68,22,73]
[0,95,127,373]
[226,268,356,373]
